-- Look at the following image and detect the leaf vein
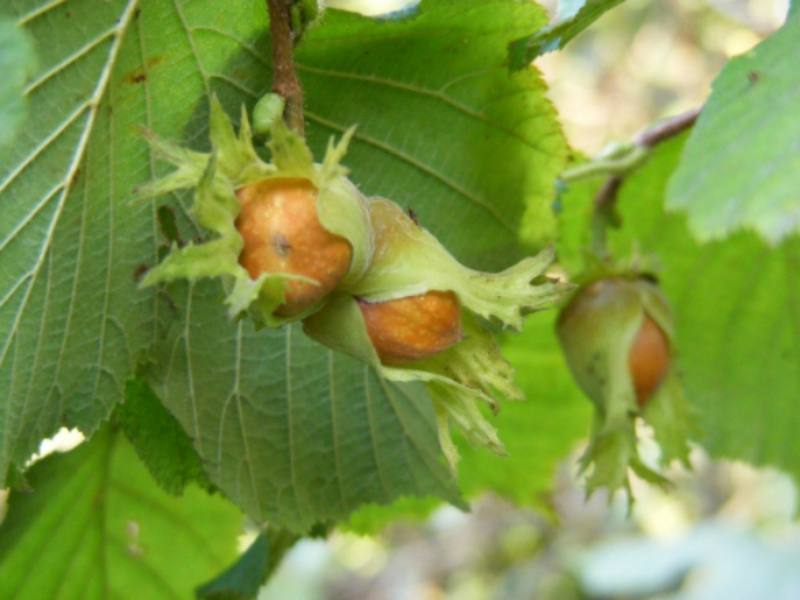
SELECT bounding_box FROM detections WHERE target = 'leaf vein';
[0,181,63,255]
[363,367,392,502]
[17,0,68,26]
[304,110,516,233]
[25,27,116,95]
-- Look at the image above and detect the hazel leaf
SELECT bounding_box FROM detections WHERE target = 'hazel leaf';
[666,8,800,245]
[2,0,568,529]
[0,19,37,151]
[0,426,241,600]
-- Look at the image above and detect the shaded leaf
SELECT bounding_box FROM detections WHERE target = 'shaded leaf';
[297,0,567,257]
[0,426,242,600]
[117,377,213,494]
[197,534,268,600]
[2,0,565,530]
[147,279,464,533]
[197,530,299,600]
[0,0,216,487]
[666,9,800,244]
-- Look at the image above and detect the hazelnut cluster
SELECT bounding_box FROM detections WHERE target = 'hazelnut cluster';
[135,96,568,469]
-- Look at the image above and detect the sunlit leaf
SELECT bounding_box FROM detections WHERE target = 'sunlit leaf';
[0,427,241,600]
[667,9,800,245]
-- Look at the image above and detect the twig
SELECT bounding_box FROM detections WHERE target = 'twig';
[591,106,701,207]
[591,175,623,255]
[579,106,702,255]
[267,0,304,136]
[633,107,701,148]
[562,106,703,184]
[594,175,624,212]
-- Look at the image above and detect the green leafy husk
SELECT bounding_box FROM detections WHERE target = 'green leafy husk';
[306,199,571,470]
[556,275,693,499]
[133,95,373,326]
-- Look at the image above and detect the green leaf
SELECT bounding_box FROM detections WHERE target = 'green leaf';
[2,0,564,529]
[147,279,463,533]
[342,496,444,535]
[341,319,595,530]
[0,0,231,486]
[197,534,269,600]
[298,0,567,257]
[560,134,800,486]
[117,378,213,495]
[0,17,37,152]
[508,0,625,70]
[0,426,242,600]
[666,9,800,245]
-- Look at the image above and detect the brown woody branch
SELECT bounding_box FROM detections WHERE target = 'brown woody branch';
[633,107,702,149]
[267,0,304,136]
[594,106,702,211]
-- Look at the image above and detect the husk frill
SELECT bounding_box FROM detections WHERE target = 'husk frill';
[306,199,571,470]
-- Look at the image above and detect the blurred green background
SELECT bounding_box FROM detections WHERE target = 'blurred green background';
[254,1,799,599]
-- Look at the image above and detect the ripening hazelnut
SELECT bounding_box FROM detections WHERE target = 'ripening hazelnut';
[358,290,463,365]
[236,178,352,317]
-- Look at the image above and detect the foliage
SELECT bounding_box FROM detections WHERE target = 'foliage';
[0,426,241,600]
[667,5,800,245]
[560,134,800,483]
[1,0,798,597]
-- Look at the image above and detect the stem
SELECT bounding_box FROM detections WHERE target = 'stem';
[561,145,649,184]
[564,107,702,255]
[634,107,701,148]
[561,107,702,184]
[267,0,304,136]
[591,175,623,256]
